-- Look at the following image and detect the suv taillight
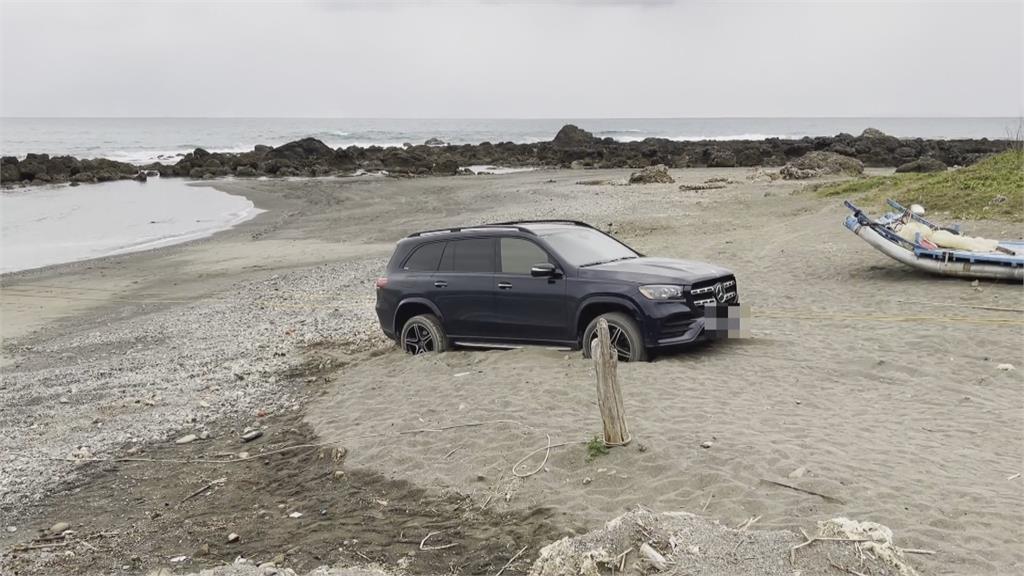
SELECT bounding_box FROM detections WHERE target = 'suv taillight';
[375,277,389,289]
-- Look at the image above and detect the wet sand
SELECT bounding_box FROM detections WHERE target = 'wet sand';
[2,168,1021,575]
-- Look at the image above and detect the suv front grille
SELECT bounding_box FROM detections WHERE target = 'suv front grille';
[689,277,738,307]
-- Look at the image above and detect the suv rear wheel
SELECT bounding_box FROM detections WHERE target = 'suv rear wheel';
[582,312,647,362]
[401,314,448,355]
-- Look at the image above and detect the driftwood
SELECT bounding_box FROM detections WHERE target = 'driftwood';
[761,478,845,504]
[592,318,630,446]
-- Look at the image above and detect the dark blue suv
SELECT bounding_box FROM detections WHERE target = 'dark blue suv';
[375,221,739,361]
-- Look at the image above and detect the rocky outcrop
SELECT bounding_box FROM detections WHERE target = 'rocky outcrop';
[628,164,674,184]
[0,154,139,187]
[552,124,597,149]
[895,157,947,173]
[780,150,864,180]
[3,125,1014,189]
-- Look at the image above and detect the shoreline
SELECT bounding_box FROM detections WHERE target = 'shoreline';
[0,178,266,275]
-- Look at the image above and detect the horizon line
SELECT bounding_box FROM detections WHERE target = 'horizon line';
[2,115,1021,121]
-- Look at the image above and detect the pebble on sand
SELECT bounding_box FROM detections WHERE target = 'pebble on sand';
[997,363,1015,371]
[49,521,70,534]
[227,532,239,543]
[701,441,713,449]
[241,430,263,443]
[175,434,197,444]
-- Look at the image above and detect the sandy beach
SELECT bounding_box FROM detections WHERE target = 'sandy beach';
[1,168,1021,575]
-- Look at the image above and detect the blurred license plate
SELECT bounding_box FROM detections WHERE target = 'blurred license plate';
[704,303,750,339]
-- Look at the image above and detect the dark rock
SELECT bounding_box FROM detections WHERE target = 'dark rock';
[133,171,148,182]
[706,148,737,168]
[331,148,358,171]
[552,124,597,149]
[829,143,857,156]
[424,137,447,147]
[1,163,20,183]
[432,155,460,175]
[235,166,257,177]
[895,157,947,173]
[267,137,334,163]
[860,127,888,138]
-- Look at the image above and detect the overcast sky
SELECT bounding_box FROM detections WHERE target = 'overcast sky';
[1,0,1020,118]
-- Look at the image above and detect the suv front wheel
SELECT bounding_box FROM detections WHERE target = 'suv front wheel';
[401,314,449,355]
[582,312,647,362]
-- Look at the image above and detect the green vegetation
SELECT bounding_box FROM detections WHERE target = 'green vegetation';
[586,436,609,461]
[817,150,1023,222]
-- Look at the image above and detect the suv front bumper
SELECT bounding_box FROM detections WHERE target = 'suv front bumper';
[641,301,747,347]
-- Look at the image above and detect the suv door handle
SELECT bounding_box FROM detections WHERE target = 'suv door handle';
[434,280,448,288]
[497,282,512,290]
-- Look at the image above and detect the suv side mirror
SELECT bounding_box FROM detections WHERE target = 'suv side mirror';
[531,262,559,277]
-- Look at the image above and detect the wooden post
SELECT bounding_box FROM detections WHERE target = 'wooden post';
[592,318,630,446]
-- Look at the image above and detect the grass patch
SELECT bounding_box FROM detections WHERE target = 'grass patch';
[817,150,1023,222]
[585,436,609,461]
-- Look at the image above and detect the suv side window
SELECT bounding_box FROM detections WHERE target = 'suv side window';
[403,241,446,271]
[500,238,550,274]
[440,238,495,273]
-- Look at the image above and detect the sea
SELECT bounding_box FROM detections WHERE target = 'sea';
[1,117,1020,165]
[1,117,1018,274]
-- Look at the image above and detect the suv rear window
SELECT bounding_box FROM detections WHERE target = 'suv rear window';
[402,241,446,271]
[440,238,494,272]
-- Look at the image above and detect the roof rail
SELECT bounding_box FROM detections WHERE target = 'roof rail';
[487,219,597,229]
[405,220,597,239]
[405,224,536,238]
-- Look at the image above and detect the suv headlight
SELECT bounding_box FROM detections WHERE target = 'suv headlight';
[638,284,684,300]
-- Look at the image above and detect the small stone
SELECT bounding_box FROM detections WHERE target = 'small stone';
[788,466,808,479]
[6,526,17,533]
[997,363,1015,371]
[237,451,250,459]
[59,397,70,404]
[582,477,592,485]
[241,430,263,443]
[49,522,70,534]
[971,280,980,287]
[637,443,648,452]
[199,401,210,408]
[175,434,197,445]
[169,555,189,563]
[701,441,713,449]
[199,430,210,440]
[227,532,239,543]
[288,511,303,518]
[334,470,345,478]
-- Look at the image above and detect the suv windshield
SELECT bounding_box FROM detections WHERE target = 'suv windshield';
[538,228,639,267]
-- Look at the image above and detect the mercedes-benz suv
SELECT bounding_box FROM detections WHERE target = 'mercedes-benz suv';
[374,220,741,361]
